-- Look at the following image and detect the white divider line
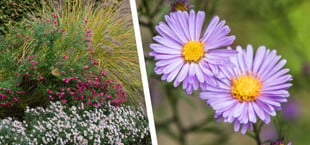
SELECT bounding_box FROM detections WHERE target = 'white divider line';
[129,0,158,145]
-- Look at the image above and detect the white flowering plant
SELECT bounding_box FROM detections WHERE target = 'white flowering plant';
[0,101,151,145]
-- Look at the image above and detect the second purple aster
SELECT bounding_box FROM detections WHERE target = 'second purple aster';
[149,10,236,94]
[200,45,293,134]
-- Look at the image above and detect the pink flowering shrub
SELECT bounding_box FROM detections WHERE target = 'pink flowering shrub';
[0,13,127,118]
[47,50,127,107]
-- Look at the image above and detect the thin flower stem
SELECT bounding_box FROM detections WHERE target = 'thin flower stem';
[253,122,262,145]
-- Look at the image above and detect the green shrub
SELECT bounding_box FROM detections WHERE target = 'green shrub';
[0,0,41,35]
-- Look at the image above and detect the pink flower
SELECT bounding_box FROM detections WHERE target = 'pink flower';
[88,101,92,105]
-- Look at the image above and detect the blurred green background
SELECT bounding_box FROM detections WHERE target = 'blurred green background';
[138,0,310,144]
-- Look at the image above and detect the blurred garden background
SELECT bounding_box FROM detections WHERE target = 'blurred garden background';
[138,0,310,144]
[0,0,151,144]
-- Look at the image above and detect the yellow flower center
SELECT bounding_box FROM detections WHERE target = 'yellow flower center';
[175,3,188,11]
[182,41,205,63]
[231,74,262,102]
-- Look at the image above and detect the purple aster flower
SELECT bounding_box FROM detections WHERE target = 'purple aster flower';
[150,10,236,94]
[200,45,293,134]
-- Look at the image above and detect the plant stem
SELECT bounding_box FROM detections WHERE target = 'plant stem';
[253,123,262,145]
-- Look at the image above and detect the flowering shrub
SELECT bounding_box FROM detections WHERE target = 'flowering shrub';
[47,50,127,107]
[0,12,127,119]
[0,101,150,145]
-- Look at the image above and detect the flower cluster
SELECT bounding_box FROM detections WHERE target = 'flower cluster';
[150,9,292,134]
[0,101,150,145]
[0,88,23,106]
[47,49,127,107]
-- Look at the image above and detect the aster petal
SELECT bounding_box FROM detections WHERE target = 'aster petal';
[156,22,183,44]
[154,66,165,74]
[195,11,205,40]
[173,63,190,87]
[256,100,277,116]
[150,44,182,55]
[165,14,187,43]
[240,104,249,124]
[167,62,184,82]
[234,121,241,132]
[153,53,181,60]
[257,50,278,77]
[261,90,289,97]
[241,123,248,134]
[264,75,292,87]
[161,73,169,80]
[263,59,287,80]
[233,102,244,118]
[245,45,254,72]
[200,16,219,42]
[262,83,292,91]
[153,36,183,50]
[248,103,256,123]
[205,54,230,65]
[188,10,196,40]
[194,64,204,82]
[155,57,183,67]
[208,49,238,57]
[176,11,190,41]
[252,102,265,121]
[253,46,267,74]
[200,92,230,100]
[236,46,247,73]
[257,96,281,107]
[264,68,290,84]
[199,62,213,76]
[163,59,184,74]
[205,36,235,50]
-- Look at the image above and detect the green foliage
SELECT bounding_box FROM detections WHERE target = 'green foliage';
[0,8,129,120]
[0,0,41,35]
[41,0,144,105]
